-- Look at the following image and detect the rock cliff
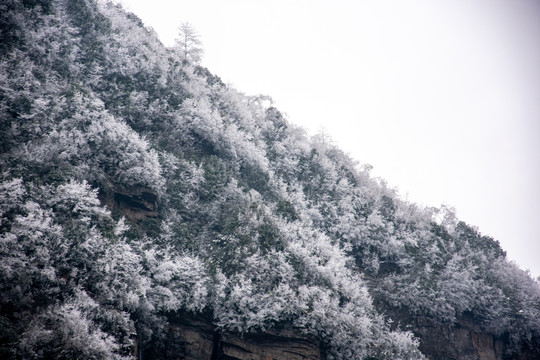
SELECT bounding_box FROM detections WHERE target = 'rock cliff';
[414,315,504,360]
[145,314,322,360]
[100,186,159,221]
[148,312,540,360]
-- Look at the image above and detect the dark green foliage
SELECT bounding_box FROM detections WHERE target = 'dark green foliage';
[379,195,396,221]
[263,107,288,143]
[276,199,298,221]
[139,217,162,239]
[455,221,506,259]
[239,163,270,195]
[194,65,225,87]
[257,218,285,253]
[201,155,231,201]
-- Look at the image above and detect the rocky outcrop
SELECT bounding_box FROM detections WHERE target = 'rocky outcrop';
[100,186,158,221]
[153,314,322,360]
[414,314,504,360]
[138,312,540,360]
[160,315,215,360]
[216,331,321,360]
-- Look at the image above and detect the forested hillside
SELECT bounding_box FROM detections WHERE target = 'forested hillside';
[1,1,539,359]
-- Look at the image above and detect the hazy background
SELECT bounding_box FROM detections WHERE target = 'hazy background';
[115,0,540,278]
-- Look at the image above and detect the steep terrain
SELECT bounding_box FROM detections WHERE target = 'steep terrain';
[1,1,539,359]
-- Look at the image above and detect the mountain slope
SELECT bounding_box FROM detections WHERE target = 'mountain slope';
[1,1,539,359]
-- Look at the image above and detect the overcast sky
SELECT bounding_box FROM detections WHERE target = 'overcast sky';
[115,0,540,278]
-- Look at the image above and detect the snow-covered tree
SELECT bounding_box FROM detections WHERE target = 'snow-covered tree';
[174,22,203,64]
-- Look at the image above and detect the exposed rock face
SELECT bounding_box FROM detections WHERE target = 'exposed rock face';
[155,315,322,360]
[140,312,540,360]
[160,316,215,360]
[414,314,504,360]
[217,332,321,360]
[100,186,158,221]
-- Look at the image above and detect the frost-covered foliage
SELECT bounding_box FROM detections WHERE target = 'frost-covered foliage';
[145,250,209,313]
[1,1,539,359]
[20,290,132,360]
[0,177,133,358]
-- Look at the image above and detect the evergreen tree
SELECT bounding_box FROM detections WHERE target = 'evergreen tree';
[174,22,203,64]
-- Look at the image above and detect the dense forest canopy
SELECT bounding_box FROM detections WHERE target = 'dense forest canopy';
[0,1,539,359]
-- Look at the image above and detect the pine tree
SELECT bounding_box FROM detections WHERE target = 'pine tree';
[174,22,203,64]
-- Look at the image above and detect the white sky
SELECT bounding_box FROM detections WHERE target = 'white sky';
[115,0,540,278]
